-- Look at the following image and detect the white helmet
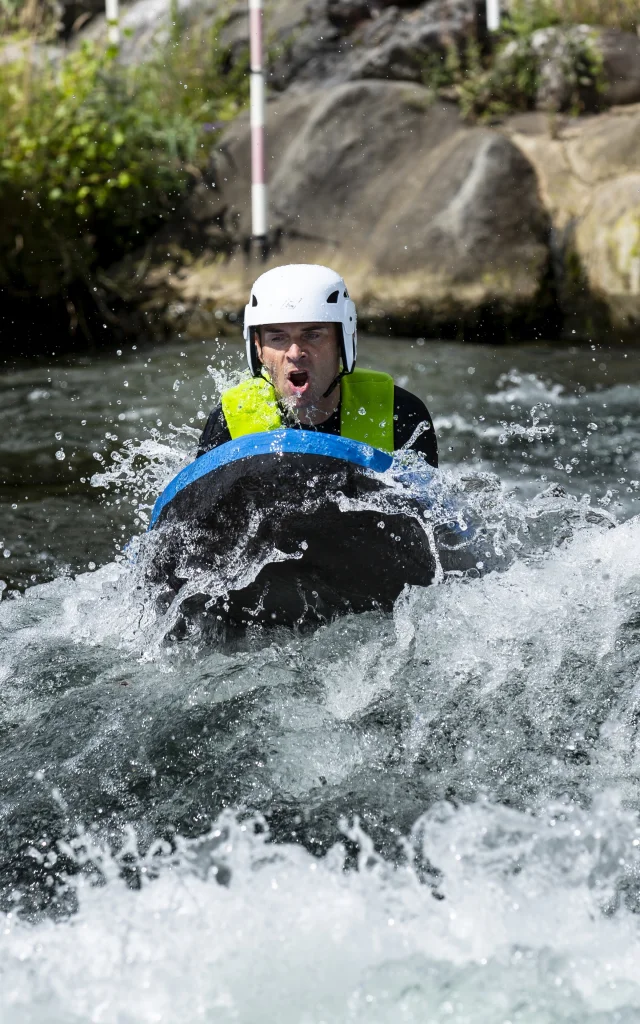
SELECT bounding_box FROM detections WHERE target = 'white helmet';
[243,264,357,378]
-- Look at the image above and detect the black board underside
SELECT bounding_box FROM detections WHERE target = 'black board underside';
[146,451,436,627]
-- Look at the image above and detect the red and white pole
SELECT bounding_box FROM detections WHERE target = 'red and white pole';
[249,0,268,245]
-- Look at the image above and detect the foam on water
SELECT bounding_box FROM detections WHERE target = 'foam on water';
[3,348,640,1021]
[2,799,640,1023]
[1,488,640,1020]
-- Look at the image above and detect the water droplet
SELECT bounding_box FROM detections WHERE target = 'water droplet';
[358,406,366,416]
[55,431,63,441]
[55,449,65,461]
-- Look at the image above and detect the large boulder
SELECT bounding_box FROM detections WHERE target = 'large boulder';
[174,80,552,337]
[345,0,481,83]
[598,28,640,108]
[574,174,640,333]
[94,0,481,92]
[565,108,640,183]
[508,106,640,336]
[264,0,482,90]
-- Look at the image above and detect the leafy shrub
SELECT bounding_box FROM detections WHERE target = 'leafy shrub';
[506,0,638,35]
[459,25,605,120]
[421,0,609,122]
[0,0,60,38]
[0,22,248,322]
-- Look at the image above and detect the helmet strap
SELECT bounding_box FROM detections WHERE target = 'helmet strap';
[322,369,346,399]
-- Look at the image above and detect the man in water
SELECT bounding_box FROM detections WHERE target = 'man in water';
[198,264,438,465]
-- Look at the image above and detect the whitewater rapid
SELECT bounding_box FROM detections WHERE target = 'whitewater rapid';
[2,337,640,1022]
[2,505,640,1020]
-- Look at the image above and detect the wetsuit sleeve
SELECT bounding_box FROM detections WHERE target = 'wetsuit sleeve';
[392,386,438,468]
[196,403,232,457]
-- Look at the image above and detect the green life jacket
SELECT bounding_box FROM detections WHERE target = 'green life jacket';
[220,367,395,452]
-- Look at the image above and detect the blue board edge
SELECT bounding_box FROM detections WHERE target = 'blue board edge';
[149,429,394,529]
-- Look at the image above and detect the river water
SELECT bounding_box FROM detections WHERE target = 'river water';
[2,335,640,1022]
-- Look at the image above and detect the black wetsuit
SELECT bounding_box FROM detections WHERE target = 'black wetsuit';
[197,385,438,467]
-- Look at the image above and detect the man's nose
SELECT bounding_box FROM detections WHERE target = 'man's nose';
[286,341,306,361]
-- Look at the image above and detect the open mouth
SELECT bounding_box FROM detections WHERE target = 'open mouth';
[287,369,310,393]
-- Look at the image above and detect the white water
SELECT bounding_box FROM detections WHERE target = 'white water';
[2,338,640,1022]
[2,508,640,1021]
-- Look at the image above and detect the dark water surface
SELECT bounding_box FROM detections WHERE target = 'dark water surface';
[2,335,640,1022]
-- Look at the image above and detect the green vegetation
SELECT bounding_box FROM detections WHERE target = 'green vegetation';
[422,0,613,122]
[514,0,638,34]
[0,20,248,329]
[0,0,60,39]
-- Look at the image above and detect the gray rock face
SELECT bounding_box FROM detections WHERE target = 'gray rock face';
[265,0,482,90]
[77,0,482,93]
[507,106,640,337]
[346,0,480,83]
[598,29,640,107]
[326,0,421,27]
[207,80,551,332]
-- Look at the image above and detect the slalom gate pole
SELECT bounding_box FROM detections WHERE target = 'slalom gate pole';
[486,0,500,32]
[106,0,120,45]
[249,0,268,259]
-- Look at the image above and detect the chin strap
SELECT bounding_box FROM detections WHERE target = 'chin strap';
[257,367,276,389]
[322,369,347,399]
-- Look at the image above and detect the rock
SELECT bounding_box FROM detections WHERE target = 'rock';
[597,28,640,107]
[346,0,480,83]
[219,0,309,55]
[326,0,418,27]
[326,0,374,27]
[574,174,640,333]
[565,107,640,184]
[507,106,640,337]
[190,80,552,337]
[75,0,481,93]
[506,114,592,233]
[255,10,345,92]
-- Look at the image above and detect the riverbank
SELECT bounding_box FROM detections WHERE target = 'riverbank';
[2,0,640,353]
[103,95,640,345]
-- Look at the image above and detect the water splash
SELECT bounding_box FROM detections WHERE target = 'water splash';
[2,799,640,1023]
[3,354,640,1021]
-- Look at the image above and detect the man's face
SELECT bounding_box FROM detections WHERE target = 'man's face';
[255,322,340,416]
